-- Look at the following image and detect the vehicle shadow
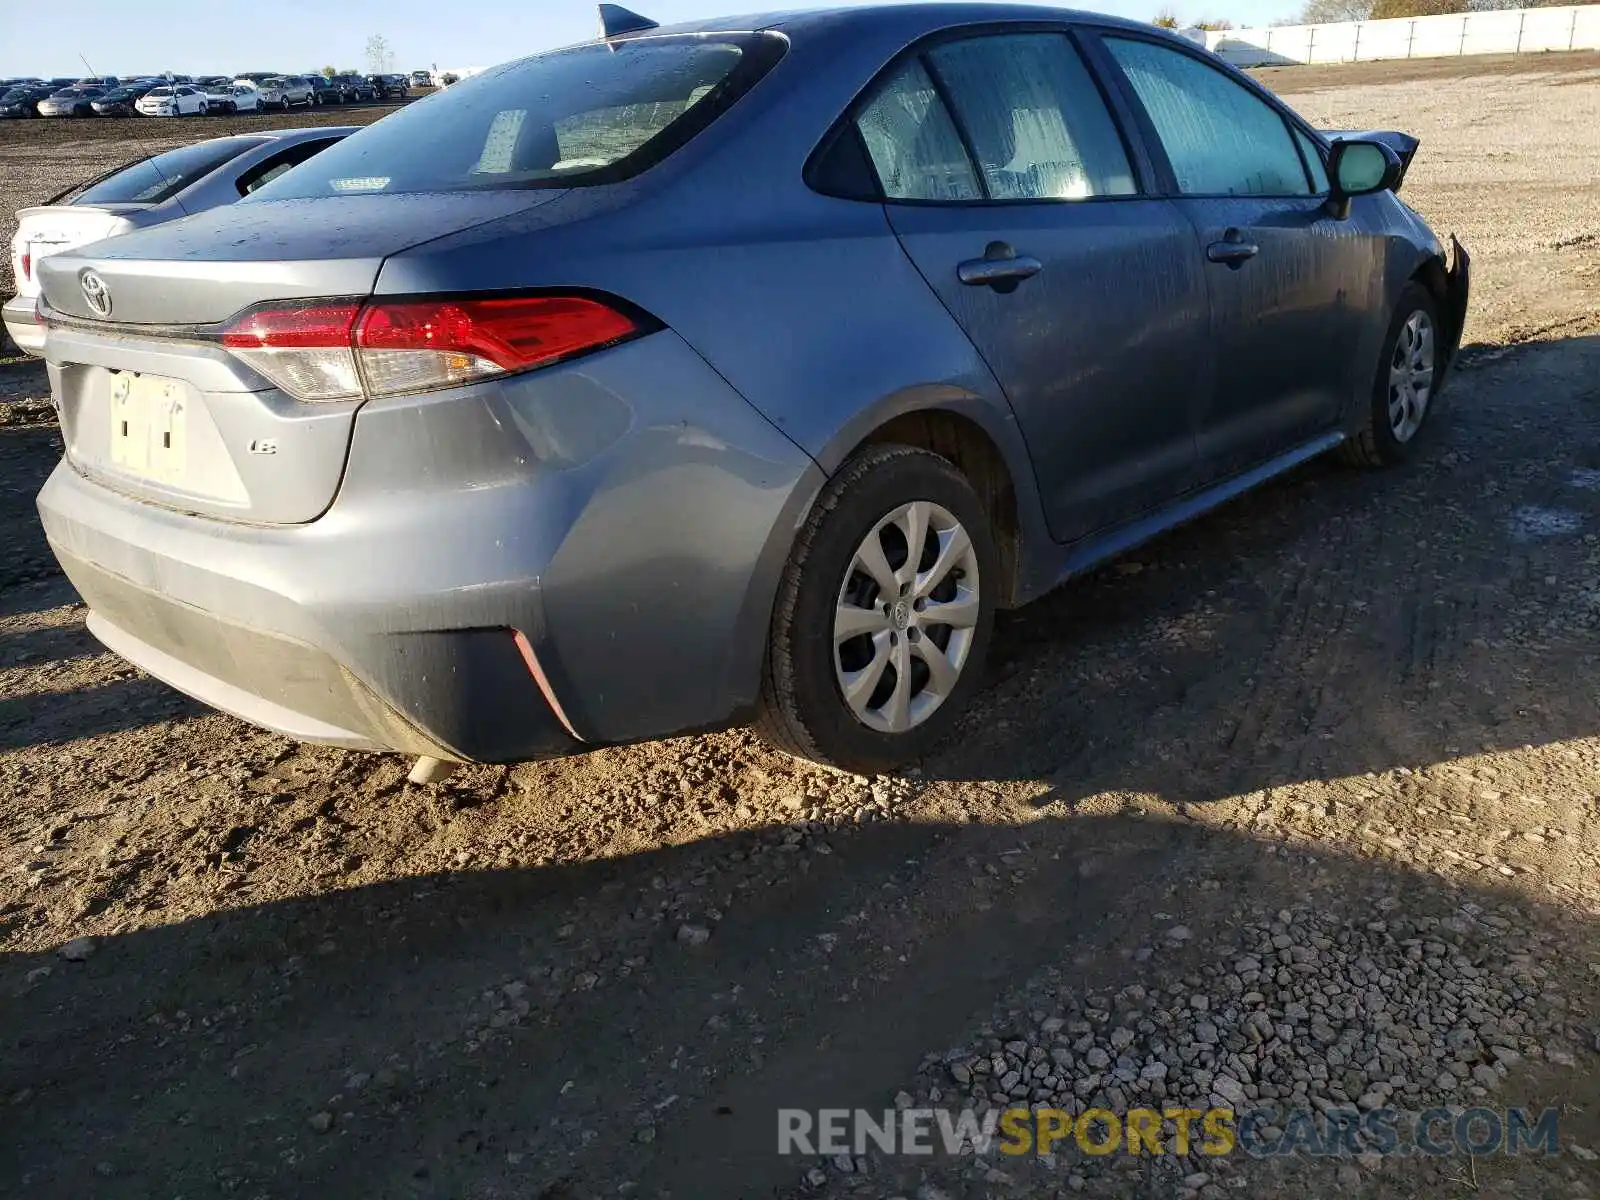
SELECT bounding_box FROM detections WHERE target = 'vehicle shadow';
[0,419,63,597]
[0,676,199,753]
[0,616,100,672]
[1,812,1596,1197]
[917,333,1600,806]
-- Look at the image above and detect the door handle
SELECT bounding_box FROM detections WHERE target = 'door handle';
[1206,230,1259,268]
[957,241,1043,292]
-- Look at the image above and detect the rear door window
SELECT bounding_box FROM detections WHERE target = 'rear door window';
[855,59,981,202]
[236,138,343,195]
[924,34,1136,200]
[852,31,1136,204]
[251,33,785,197]
[68,137,269,205]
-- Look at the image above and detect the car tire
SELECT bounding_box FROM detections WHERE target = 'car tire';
[1337,281,1443,468]
[757,443,998,774]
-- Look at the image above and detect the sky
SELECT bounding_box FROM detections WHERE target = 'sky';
[0,0,1302,79]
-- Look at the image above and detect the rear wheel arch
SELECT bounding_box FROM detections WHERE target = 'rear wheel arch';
[853,408,1024,609]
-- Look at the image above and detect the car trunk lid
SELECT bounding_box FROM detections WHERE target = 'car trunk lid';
[37,190,566,525]
[11,204,146,300]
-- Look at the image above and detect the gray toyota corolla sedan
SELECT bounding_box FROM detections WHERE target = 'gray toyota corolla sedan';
[35,3,1468,778]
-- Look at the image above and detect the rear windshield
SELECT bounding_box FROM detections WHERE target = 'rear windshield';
[252,32,785,198]
[67,137,269,205]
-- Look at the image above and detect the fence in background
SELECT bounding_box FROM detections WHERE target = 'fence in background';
[1200,5,1600,66]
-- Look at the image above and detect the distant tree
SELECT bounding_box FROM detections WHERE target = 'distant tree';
[1152,6,1182,26]
[1298,0,1375,20]
[364,34,394,76]
[1193,18,1235,27]
[321,66,336,79]
[1370,0,1462,15]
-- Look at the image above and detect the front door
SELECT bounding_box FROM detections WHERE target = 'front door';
[857,31,1213,544]
[1098,33,1364,477]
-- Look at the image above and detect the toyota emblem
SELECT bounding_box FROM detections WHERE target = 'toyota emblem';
[80,270,112,318]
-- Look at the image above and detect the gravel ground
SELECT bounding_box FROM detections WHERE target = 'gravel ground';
[3,55,1600,1200]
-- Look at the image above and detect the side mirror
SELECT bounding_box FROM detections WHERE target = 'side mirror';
[1325,139,1403,220]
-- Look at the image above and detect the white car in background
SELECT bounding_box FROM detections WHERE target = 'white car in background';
[232,78,279,108]
[134,85,207,116]
[204,84,263,113]
[3,128,354,354]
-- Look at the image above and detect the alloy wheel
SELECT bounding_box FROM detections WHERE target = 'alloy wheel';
[833,500,980,734]
[1388,309,1435,443]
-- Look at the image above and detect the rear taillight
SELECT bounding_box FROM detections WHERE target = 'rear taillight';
[218,295,641,403]
[222,302,363,402]
[19,250,30,282]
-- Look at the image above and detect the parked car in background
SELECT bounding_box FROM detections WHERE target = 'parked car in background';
[135,85,207,116]
[372,74,409,100]
[305,75,340,105]
[203,83,264,114]
[77,75,121,90]
[37,87,105,117]
[409,69,432,86]
[196,76,232,89]
[6,126,354,355]
[0,84,56,118]
[329,73,377,102]
[232,78,281,108]
[27,5,1468,777]
[90,83,156,116]
[262,76,315,107]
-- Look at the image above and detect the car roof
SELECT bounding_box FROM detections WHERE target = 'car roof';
[618,3,1157,40]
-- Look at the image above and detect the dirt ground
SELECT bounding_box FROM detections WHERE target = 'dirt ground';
[3,54,1600,1200]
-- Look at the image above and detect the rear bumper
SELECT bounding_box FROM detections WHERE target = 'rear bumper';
[3,293,44,355]
[55,545,576,757]
[37,330,821,762]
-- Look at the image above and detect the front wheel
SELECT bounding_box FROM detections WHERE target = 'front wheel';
[1338,282,1442,467]
[197,102,207,115]
[757,444,998,774]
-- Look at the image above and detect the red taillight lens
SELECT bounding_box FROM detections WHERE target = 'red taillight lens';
[221,302,364,402]
[221,302,361,349]
[19,250,30,282]
[218,295,640,403]
[358,297,637,371]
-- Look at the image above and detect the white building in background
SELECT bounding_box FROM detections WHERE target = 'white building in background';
[1205,3,1599,66]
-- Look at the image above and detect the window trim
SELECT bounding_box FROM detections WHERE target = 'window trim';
[1291,126,1331,197]
[1085,26,1326,202]
[804,20,1156,209]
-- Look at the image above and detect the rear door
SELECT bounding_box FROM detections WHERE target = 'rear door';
[1094,32,1365,479]
[862,29,1212,544]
